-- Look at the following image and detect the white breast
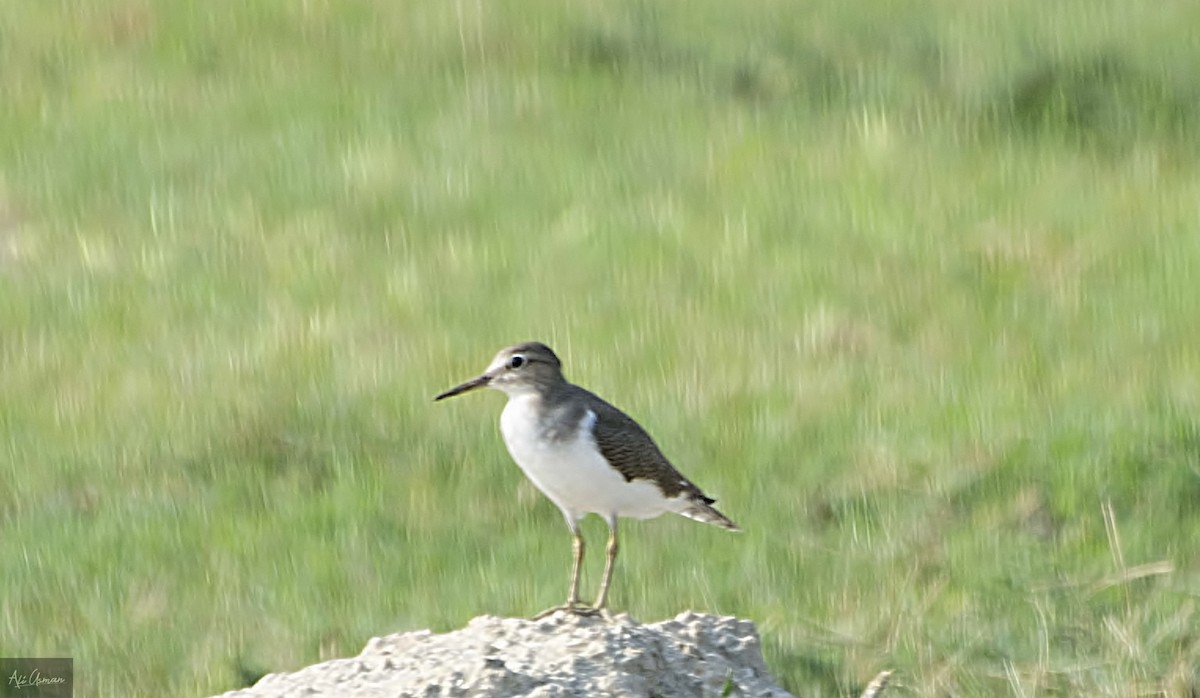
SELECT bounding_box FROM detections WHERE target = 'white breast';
[499,395,677,524]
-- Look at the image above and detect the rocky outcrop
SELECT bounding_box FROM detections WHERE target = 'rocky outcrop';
[213,611,795,697]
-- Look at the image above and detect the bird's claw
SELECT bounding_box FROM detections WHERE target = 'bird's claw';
[532,603,604,620]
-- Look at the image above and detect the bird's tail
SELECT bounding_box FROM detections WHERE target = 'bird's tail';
[678,494,740,532]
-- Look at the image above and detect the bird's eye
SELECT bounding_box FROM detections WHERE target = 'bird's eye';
[508,355,525,369]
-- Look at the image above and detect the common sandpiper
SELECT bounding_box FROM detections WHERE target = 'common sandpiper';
[435,341,739,618]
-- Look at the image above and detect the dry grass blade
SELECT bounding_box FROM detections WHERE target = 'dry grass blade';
[859,670,893,698]
[1088,561,1175,597]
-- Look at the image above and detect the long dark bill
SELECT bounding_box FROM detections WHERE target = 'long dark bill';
[433,374,491,401]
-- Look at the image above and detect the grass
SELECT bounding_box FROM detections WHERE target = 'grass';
[2,0,1199,695]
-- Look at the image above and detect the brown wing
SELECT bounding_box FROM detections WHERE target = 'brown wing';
[582,389,740,531]
[585,394,706,501]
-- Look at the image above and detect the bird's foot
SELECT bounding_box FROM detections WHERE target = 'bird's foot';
[532,602,601,620]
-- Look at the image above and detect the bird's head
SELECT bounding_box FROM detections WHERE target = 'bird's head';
[434,341,564,400]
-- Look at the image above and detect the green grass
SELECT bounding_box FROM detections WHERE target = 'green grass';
[2,0,1199,695]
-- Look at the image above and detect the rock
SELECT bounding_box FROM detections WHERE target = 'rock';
[212,611,795,698]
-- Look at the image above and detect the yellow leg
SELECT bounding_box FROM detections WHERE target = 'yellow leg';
[566,529,584,607]
[534,524,596,619]
[593,518,618,610]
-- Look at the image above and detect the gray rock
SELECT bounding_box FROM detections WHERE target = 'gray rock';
[212,611,795,698]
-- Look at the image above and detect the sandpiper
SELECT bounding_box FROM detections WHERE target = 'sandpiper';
[435,341,739,617]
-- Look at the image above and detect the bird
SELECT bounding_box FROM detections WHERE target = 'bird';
[434,341,739,618]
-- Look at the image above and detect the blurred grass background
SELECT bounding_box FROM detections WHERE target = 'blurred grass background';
[2,0,1199,695]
